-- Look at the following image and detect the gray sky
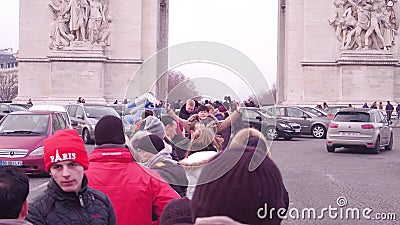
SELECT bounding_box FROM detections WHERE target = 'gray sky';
[0,0,278,100]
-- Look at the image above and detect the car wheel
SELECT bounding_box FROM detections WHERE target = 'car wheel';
[326,145,335,153]
[372,137,380,154]
[266,127,278,140]
[312,124,326,138]
[82,129,91,144]
[384,132,393,150]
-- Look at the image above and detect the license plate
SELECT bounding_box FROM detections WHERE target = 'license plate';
[0,161,23,166]
[295,129,301,132]
[340,132,359,136]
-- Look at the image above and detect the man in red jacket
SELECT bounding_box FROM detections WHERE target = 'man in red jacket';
[85,115,179,225]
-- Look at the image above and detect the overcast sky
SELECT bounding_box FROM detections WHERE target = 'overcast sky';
[0,0,278,100]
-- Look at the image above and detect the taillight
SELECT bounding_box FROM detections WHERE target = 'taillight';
[329,123,338,128]
[361,124,374,129]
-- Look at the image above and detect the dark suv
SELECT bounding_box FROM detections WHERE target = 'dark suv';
[65,103,120,144]
[240,107,301,140]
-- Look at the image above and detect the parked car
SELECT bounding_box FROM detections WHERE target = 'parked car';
[263,105,331,138]
[10,103,33,110]
[110,103,127,116]
[326,108,393,154]
[324,106,350,119]
[0,103,28,120]
[0,110,69,175]
[298,106,329,118]
[29,105,72,128]
[240,107,301,140]
[65,103,120,144]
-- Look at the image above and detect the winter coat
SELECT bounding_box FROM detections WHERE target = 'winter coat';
[168,109,242,135]
[85,145,180,225]
[179,151,218,199]
[143,147,188,197]
[26,175,116,225]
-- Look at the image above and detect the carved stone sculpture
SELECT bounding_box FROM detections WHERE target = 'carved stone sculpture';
[48,0,111,50]
[329,0,398,50]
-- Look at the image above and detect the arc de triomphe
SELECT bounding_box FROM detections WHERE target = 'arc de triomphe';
[277,0,400,106]
[16,0,168,104]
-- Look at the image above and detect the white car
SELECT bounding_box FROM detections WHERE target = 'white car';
[326,108,393,154]
[29,105,72,129]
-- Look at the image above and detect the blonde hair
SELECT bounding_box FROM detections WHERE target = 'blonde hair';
[228,128,271,156]
[186,127,217,157]
[205,104,214,113]
[186,99,195,106]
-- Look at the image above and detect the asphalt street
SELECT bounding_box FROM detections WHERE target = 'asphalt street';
[28,129,400,224]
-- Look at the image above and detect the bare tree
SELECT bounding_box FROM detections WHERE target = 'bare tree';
[163,70,199,102]
[0,68,18,102]
[247,83,277,107]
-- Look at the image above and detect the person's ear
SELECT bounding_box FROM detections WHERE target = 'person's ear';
[19,200,28,219]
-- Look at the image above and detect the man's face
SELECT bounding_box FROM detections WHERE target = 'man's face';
[165,121,177,138]
[49,161,84,193]
[198,110,209,120]
[186,104,195,113]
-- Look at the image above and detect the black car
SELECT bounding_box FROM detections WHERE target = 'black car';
[0,103,29,121]
[240,107,301,140]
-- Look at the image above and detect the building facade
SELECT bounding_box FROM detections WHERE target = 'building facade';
[277,0,400,106]
[17,0,169,104]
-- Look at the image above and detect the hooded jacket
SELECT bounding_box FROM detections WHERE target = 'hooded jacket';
[143,145,188,197]
[85,145,180,225]
[26,175,116,225]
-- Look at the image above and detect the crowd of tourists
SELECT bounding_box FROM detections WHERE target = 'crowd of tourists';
[0,98,290,225]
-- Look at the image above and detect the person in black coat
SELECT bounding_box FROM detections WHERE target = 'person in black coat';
[26,130,116,225]
[386,101,394,121]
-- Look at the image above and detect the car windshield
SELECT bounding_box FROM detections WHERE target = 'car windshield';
[301,107,326,117]
[334,112,370,122]
[84,106,120,118]
[0,114,49,135]
[259,109,276,118]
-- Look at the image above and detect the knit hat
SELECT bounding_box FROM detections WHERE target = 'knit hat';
[191,145,285,224]
[95,115,125,145]
[160,197,193,225]
[44,129,89,172]
[143,116,165,138]
[137,134,165,154]
[218,105,227,112]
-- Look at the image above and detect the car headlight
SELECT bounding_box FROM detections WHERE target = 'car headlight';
[278,123,290,128]
[29,146,44,156]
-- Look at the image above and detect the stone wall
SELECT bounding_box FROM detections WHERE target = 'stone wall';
[278,0,400,105]
[17,0,167,105]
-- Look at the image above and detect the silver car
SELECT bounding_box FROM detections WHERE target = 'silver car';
[326,108,393,154]
[65,103,120,144]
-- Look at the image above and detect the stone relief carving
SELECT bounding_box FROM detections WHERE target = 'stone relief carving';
[49,0,112,50]
[329,0,398,50]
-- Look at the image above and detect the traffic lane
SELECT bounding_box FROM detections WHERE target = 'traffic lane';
[28,175,49,203]
[271,129,400,224]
